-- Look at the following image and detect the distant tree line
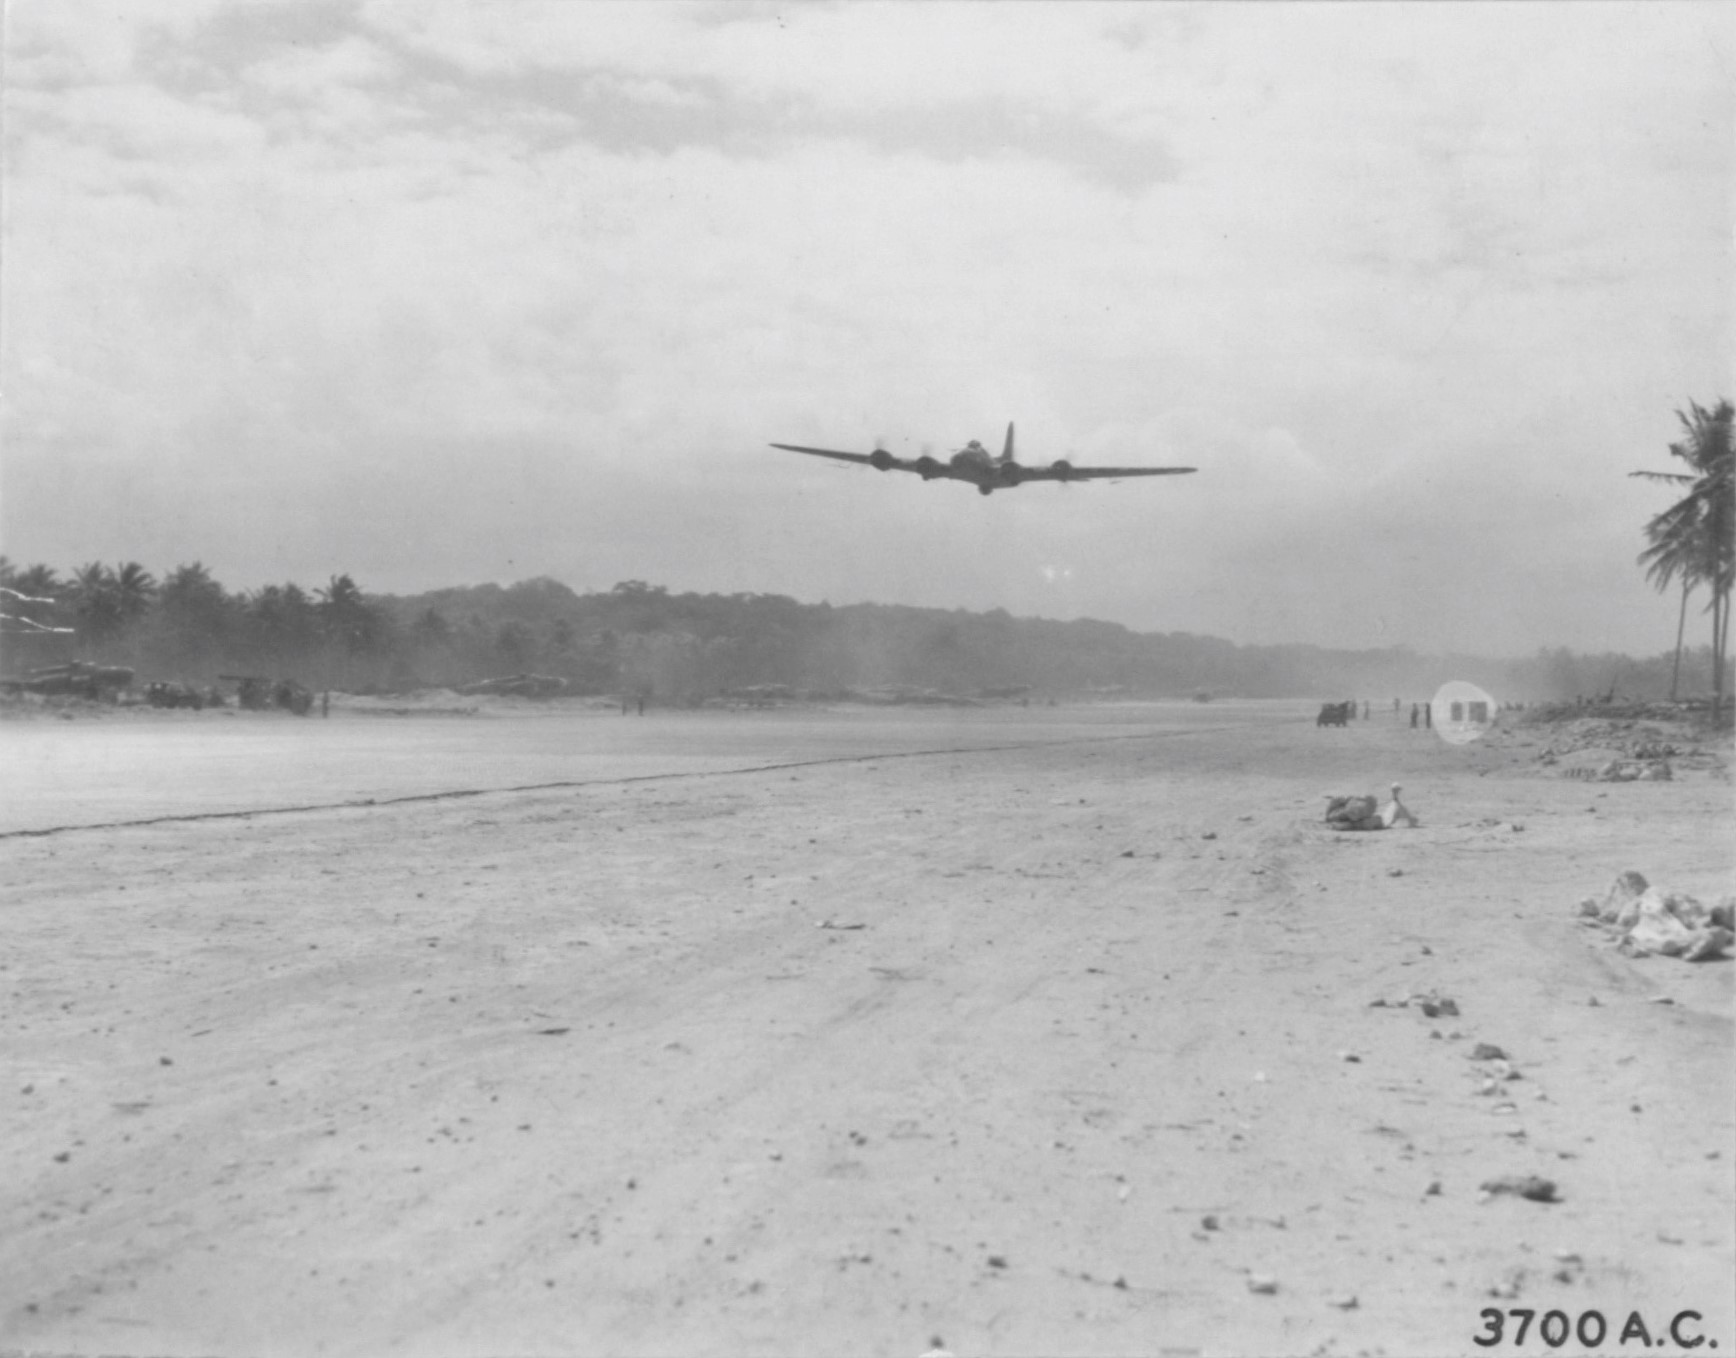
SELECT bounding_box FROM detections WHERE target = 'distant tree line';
[0,561,389,692]
[3,560,1727,705]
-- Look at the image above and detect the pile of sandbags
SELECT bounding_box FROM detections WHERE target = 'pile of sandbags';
[1577,871,1734,961]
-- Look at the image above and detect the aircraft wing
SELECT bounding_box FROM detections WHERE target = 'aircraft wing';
[1018,464,1197,482]
[769,443,922,472]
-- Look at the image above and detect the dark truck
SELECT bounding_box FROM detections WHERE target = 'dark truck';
[220,675,315,716]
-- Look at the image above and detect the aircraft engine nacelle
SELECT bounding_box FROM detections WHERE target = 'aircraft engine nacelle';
[1049,459,1076,481]
[999,464,1023,486]
[869,449,895,471]
[915,455,941,480]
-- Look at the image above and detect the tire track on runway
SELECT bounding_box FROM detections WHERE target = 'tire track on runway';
[0,724,1250,840]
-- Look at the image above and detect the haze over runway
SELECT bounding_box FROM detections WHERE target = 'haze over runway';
[4,2,1731,655]
[0,700,1256,835]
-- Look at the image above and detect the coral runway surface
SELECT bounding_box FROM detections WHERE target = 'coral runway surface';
[2,702,1730,1356]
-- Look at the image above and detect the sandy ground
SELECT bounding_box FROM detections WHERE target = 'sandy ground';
[2,703,1731,1357]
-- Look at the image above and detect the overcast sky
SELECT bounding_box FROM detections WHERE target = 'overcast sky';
[3,2,1731,656]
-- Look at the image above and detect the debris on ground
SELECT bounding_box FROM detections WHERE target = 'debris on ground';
[1470,1046,1521,1091]
[1368,989,1460,1016]
[1247,1273,1279,1294]
[1324,793,1377,826]
[1526,707,1728,780]
[1561,758,1673,782]
[1576,871,1734,961]
[1324,783,1418,831]
[1488,1270,1527,1299]
[1479,1175,1560,1203]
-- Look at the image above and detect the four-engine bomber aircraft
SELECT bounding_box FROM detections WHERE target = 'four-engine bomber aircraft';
[770,422,1196,496]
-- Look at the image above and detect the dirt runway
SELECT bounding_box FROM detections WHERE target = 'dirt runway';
[2,704,1731,1357]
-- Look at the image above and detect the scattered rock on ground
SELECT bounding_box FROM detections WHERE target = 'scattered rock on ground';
[1577,871,1733,961]
[1562,758,1673,782]
[1480,1175,1560,1203]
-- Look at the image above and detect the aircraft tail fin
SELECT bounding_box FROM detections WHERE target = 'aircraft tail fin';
[1001,422,1016,464]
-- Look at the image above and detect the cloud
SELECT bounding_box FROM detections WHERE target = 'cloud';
[3,2,1730,657]
[347,3,1182,189]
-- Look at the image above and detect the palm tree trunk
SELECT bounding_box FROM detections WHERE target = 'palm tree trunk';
[1670,580,1689,700]
[1715,589,1729,724]
[1708,587,1725,721]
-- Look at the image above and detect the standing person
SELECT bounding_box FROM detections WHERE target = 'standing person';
[1424,702,1433,729]
[1410,703,1419,729]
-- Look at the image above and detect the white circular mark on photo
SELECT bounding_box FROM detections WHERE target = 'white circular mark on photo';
[1431,680,1498,745]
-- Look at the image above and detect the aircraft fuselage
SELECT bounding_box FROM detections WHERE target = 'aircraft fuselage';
[937,440,1053,495]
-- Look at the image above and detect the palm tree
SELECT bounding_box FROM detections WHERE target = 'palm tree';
[68,561,153,647]
[71,562,121,649]
[0,564,72,665]
[316,574,369,647]
[7,562,61,602]
[316,574,385,688]
[112,562,157,629]
[153,562,237,675]
[243,582,320,671]
[3,563,65,628]
[1633,399,1734,717]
